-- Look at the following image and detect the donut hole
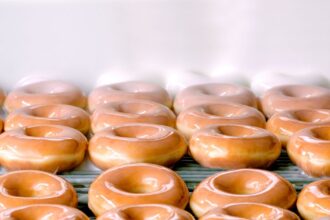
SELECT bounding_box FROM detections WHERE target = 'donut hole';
[212,170,271,195]
[25,126,65,138]
[311,127,330,141]
[113,125,165,139]
[291,109,330,123]
[2,172,62,198]
[119,206,177,219]
[281,85,323,98]
[116,102,158,114]
[202,104,242,117]
[199,84,241,96]
[215,125,257,137]
[29,105,71,119]
[111,82,157,93]
[223,204,278,218]
[23,81,71,94]
[318,181,330,195]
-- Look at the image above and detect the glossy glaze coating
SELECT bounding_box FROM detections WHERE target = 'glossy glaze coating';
[189,125,281,169]
[200,203,300,220]
[190,169,297,217]
[174,83,257,113]
[5,104,91,134]
[0,125,87,172]
[177,102,265,139]
[297,180,330,220]
[97,204,195,220]
[287,126,330,177]
[88,163,190,216]
[267,109,330,147]
[4,80,86,112]
[91,99,176,133]
[88,81,172,112]
[0,204,88,220]
[89,123,187,169]
[261,85,330,118]
[0,170,77,210]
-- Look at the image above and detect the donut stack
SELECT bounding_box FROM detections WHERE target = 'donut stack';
[0,78,328,219]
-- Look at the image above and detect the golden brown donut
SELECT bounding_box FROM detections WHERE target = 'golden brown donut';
[200,203,300,220]
[287,125,330,177]
[0,125,88,172]
[189,125,281,169]
[91,99,176,133]
[88,81,172,112]
[297,179,330,220]
[177,102,266,139]
[4,80,86,112]
[261,85,330,118]
[190,169,297,217]
[5,104,91,134]
[267,109,330,147]
[97,204,195,220]
[0,170,77,210]
[174,83,258,113]
[88,163,190,216]
[89,123,187,169]
[0,204,89,220]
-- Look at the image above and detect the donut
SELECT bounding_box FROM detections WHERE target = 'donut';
[91,99,175,133]
[5,104,91,134]
[88,81,172,112]
[4,80,86,112]
[0,125,87,172]
[174,83,258,113]
[189,124,281,169]
[200,203,300,220]
[89,123,187,169]
[260,85,330,118]
[88,163,190,216]
[177,102,266,138]
[267,109,330,146]
[0,204,88,220]
[97,204,194,220]
[287,125,330,177]
[0,170,77,210]
[190,169,297,217]
[297,179,330,220]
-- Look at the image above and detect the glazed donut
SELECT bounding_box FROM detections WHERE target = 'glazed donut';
[91,99,176,133]
[89,123,187,169]
[200,203,300,220]
[287,125,330,177]
[0,170,77,210]
[297,179,330,220]
[97,204,194,220]
[267,109,330,146]
[189,125,281,169]
[88,81,172,112]
[5,104,91,134]
[0,204,88,220]
[190,169,297,217]
[260,84,330,118]
[0,125,87,172]
[4,80,86,112]
[177,102,266,138]
[88,163,190,216]
[174,83,258,113]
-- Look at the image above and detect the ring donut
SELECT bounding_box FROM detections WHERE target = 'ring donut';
[97,204,194,220]
[88,81,172,112]
[89,123,187,169]
[88,163,190,216]
[174,83,257,113]
[0,125,88,172]
[287,125,330,177]
[261,85,330,118]
[190,169,297,217]
[4,80,86,112]
[177,102,265,138]
[0,204,88,220]
[297,179,330,220]
[267,109,330,146]
[91,100,175,133]
[189,125,281,169]
[0,170,77,210]
[5,104,90,134]
[200,203,300,220]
